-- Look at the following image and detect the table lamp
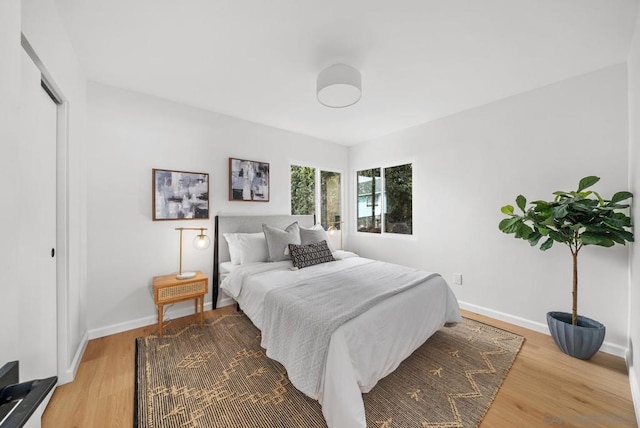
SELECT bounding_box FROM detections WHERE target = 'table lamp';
[175,227,210,279]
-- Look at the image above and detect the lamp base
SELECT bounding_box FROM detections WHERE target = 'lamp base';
[176,271,197,280]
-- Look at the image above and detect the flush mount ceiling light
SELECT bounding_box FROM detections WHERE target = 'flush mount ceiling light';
[317,64,362,108]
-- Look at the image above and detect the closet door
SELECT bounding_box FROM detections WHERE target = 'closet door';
[19,50,57,381]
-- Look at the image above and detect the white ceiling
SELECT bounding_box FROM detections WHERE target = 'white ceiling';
[54,0,638,145]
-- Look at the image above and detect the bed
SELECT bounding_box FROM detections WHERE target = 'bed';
[213,215,462,428]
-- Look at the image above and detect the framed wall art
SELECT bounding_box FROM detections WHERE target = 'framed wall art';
[228,158,270,202]
[152,168,209,220]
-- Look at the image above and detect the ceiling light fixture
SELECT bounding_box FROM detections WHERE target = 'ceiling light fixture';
[317,64,361,108]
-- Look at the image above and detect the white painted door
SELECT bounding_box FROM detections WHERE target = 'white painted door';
[18,50,57,382]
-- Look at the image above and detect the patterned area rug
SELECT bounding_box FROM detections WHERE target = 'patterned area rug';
[135,313,523,428]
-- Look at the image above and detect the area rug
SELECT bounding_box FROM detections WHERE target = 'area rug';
[135,313,523,428]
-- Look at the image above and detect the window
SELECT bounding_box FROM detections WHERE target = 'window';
[384,164,413,234]
[357,163,412,235]
[321,170,342,230]
[357,168,381,233]
[291,165,315,216]
[291,165,342,229]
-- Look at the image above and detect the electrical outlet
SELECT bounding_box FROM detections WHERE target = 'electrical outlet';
[453,273,463,285]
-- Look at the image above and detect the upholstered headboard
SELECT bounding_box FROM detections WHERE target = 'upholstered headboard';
[212,214,316,307]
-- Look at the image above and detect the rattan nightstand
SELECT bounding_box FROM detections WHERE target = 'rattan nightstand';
[153,271,208,336]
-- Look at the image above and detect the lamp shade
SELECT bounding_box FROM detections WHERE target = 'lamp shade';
[193,233,211,250]
[317,64,362,108]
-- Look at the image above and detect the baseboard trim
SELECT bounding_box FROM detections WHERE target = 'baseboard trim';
[88,302,214,339]
[58,329,88,385]
[218,297,235,308]
[458,300,627,358]
[629,365,640,426]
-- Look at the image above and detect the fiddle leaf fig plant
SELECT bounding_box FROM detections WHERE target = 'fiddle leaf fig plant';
[499,176,633,326]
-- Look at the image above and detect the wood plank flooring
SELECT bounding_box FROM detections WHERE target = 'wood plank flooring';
[42,307,638,427]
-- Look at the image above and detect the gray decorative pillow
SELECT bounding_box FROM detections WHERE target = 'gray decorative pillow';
[299,224,334,251]
[288,240,335,269]
[263,222,301,262]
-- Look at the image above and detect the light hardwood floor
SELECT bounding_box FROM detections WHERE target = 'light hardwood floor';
[42,307,638,427]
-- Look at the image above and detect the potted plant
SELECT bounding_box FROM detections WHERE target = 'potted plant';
[499,176,633,359]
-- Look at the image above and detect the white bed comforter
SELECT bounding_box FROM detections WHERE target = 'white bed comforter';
[220,256,462,428]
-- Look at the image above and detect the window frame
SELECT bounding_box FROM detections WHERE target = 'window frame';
[290,162,344,229]
[354,160,415,237]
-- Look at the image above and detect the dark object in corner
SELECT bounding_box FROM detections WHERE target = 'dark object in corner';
[0,361,57,428]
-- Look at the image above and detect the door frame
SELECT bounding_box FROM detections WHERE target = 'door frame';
[21,36,70,382]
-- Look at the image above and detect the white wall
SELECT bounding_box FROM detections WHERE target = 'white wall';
[85,82,349,336]
[20,0,87,384]
[0,0,22,367]
[349,65,630,353]
[0,0,87,384]
[627,3,640,421]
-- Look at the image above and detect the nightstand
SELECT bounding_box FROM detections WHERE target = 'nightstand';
[153,271,208,336]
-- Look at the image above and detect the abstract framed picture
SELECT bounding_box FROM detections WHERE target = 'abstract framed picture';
[228,158,270,202]
[152,169,209,220]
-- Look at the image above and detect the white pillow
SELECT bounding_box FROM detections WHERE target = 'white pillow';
[223,232,269,265]
[223,233,242,264]
[332,250,358,260]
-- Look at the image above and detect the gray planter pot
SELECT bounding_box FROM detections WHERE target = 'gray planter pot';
[546,311,605,360]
